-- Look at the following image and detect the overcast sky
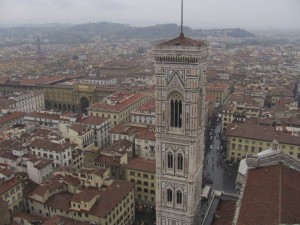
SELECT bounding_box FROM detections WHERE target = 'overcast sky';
[0,0,299,30]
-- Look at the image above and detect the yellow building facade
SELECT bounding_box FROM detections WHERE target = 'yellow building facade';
[125,157,156,206]
[226,123,300,162]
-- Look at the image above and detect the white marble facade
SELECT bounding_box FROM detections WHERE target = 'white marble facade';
[154,33,209,225]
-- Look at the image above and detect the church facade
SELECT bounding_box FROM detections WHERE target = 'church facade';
[154,33,209,225]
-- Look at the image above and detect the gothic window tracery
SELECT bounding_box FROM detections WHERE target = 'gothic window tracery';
[176,190,182,204]
[170,93,183,128]
[167,152,173,169]
[167,189,173,203]
[177,153,183,170]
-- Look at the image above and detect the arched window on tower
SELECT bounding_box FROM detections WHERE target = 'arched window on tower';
[167,152,173,169]
[167,189,173,203]
[176,191,182,204]
[170,93,183,128]
[177,153,183,170]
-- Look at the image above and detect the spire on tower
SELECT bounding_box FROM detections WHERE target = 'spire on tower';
[180,0,184,35]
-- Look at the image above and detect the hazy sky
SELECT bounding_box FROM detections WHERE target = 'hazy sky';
[0,0,299,30]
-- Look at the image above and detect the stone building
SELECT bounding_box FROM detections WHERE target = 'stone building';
[154,32,208,225]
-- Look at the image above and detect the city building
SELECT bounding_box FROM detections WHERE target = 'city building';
[131,98,155,125]
[24,111,77,129]
[77,76,117,86]
[77,116,110,148]
[207,82,231,103]
[29,139,74,169]
[7,91,44,113]
[59,123,94,150]
[0,111,25,131]
[153,32,208,225]
[26,157,53,184]
[125,157,156,207]
[26,174,135,225]
[233,149,300,224]
[134,128,156,160]
[226,122,300,162]
[88,91,147,127]
[0,176,24,215]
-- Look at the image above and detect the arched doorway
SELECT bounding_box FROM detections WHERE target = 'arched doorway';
[80,97,89,114]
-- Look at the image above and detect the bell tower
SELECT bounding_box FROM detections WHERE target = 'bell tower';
[154,6,209,224]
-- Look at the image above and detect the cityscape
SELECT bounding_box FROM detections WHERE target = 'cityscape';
[0,1,300,225]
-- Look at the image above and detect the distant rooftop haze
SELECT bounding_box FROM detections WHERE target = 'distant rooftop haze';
[0,0,299,30]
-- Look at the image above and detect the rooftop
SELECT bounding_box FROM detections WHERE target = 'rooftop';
[125,157,156,173]
[237,164,300,225]
[89,92,145,113]
[158,33,205,47]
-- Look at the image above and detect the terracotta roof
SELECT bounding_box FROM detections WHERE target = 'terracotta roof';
[0,167,14,177]
[69,124,89,135]
[0,151,20,161]
[0,176,22,195]
[135,128,155,141]
[110,123,155,141]
[212,200,236,225]
[45,191,73,212]
[14,211,46,223]
[226,123,300,146]
[27,157,52,170]
[32,175,66,197]
[89,180,134,217]
[89,92,145,113]
[102,139,133,153]
[43,215,90,225]
[237,164,300,225]
[0,112,25,124]
[30,139,72,153]
[207,82,230,92]
[125,157,156,173]
[158,33,204,47]
[22,179,39,197]
[71,188,101,203]
[94,154,121,167]
[132,98,155,114]
[78,116,109,126]
[64,175,81,186]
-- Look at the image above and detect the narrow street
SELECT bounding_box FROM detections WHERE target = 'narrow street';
[203,118,238,193]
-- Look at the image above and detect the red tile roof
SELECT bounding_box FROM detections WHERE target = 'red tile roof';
[133,98,155,114]
[207,82,230,92]
[26,111,68,122]
[31,175,66,197]
[0,176,22,195]
[212,200,236,225]
[125,157,156,173]
[69,124,89,135]
[43,216,90,225]
[89,180,134,217]
[0,112,25,124]
[89,92,145,113]
[30,139,72,153]
[14,211,46,223]
[94,154,121,167]
[158,33,204,47]
[71,188,101,203]
[45,191,73,212]
[227,123,300,146]
[78,116,109,126]
[237,164,300,225]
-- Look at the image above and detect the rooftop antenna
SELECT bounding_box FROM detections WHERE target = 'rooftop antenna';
[180,0,184,35]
